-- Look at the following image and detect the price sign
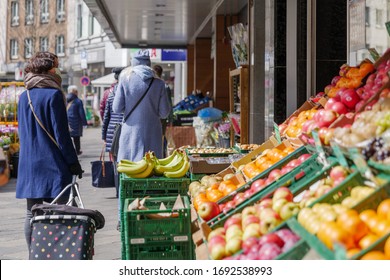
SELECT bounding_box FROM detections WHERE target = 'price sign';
[330,142,349,168]
[273,122,282,144]
[349,147,380,187]
[312,130,329,167]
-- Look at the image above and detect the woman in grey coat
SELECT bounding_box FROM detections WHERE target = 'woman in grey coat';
[113,50,171,162]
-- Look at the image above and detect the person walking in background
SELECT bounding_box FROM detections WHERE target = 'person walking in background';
[99,67,125,120]
[102,67,125,198]
[153,64,174,157]
[113,50,171,162]
[16,51,83,250]
[66,85,88,155]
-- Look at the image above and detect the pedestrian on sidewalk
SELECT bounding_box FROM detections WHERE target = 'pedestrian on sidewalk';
[153,64,174,157]
[113,49,171,162]
[99,67,124,120]
[102,67,125,197]
[16,51,83,250]
[66,85,88,155]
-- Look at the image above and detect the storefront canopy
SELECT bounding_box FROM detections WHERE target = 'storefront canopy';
[91,73,115,88]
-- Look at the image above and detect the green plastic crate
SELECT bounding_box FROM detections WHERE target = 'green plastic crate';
[123,196,191,238]
[287,176,390,260]
[217,146,312,206]
[207,154,328,229]
[368,159,390,174]
[125,238,194,260]
[120,174,190,198]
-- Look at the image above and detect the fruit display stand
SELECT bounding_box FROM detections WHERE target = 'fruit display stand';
[123,196,194,260]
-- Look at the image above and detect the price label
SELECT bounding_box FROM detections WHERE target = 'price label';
[349,147,379,186]
[386,21,390,37]
[312,130,329,167]
[368,48,380,62]
[273,122,282,144]
[330,142,349,168]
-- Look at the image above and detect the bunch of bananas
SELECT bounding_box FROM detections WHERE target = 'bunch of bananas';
[117,150,190,179]
[154,150,190,178]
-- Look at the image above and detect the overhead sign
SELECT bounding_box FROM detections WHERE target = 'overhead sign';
[130,48,161,61]
[80,76,90,86]
[161,49,187,61]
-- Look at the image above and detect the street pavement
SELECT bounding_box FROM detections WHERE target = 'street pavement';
[0,126,121,260]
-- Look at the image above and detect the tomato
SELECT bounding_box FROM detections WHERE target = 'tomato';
[360,251,388,260]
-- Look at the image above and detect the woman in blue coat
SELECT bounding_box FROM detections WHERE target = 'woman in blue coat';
[113,50,171,162]
[16,52,83,250]
[66,85,88,155]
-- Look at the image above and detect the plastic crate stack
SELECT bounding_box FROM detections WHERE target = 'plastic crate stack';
[119,174,194,260]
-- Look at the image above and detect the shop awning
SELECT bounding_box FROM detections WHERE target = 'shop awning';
[91,73,115,87]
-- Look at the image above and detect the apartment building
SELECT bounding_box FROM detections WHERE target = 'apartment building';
[4,0,73,83]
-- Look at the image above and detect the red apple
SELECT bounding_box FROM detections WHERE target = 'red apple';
[272,198,289,213]
[225,237,243,256]
[258,232,285,248]
[268,169,282,181]
[258,242,282,260]
[329,101,348,115]
[259,208,281,222]
[273,187,294,202]
[250,178,266,193]
[242,223,262,240]
[233,192,246,205]
[242,236,259,254]
[225,224,243,241]
[340,89,361,109]
[286,159,301,169]
[243,189,254,199]
[256,198,273,211]
[315,109,338,128]
[209,243,227,260]
[329,166,348,181]
[242,214,261,229]
[224,216,242,231]
[198,201,220,221]
[275,228,300,243]
[242,206,257,218]
[331,75,342,86]
[279,202,300,220]
[298,153,312,163]
[281,165,294,175]
[207,227,226,242]
[208,235,226,249]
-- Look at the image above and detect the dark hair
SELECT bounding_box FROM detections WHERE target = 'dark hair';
[153,65,163,78]
[24,52,58,74]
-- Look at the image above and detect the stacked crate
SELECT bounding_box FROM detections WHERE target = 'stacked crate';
[119,174,194,260]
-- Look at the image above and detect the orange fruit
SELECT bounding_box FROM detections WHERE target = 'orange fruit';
[377,199,390,220]
[384,236,390,258]
[255,156,268,169]
[337,210,368,242]
[284,146,295,154]
[359,209,377,224]
[358,234,379,250]
[206,189,224,203]
[360,251,388,260]
[371,219,390,237]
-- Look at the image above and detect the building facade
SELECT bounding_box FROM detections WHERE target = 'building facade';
[4,0,73,83]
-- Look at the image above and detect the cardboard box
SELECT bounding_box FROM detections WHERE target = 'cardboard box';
[281,100,317,126]
[189,155,231,174]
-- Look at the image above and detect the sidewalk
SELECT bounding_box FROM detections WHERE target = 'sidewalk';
[0,126,121,260]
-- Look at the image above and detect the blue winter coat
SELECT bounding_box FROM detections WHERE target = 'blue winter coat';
[66,93,87,137]
[102,85,123,152]
[16,88,79,199]
[113,66,171,161]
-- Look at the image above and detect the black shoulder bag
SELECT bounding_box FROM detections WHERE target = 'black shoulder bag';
[111,77,154,157]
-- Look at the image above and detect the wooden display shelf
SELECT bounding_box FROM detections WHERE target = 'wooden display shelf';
[229,65,249,146]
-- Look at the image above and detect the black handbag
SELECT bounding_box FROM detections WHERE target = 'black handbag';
[91,145,115,188]
[110,77,154,157]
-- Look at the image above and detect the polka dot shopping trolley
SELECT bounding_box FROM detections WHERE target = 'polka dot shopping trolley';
[29,176,105,260]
